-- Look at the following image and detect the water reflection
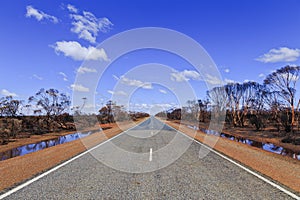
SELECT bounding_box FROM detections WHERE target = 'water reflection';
[0,130,99,161]
[187,125,300,160]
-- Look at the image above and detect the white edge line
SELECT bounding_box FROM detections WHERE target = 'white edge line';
[149,148,153,161]
[162,120,300,200]
[0,118,148,200]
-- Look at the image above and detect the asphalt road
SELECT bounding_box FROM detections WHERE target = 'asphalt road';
[3,117,297,199]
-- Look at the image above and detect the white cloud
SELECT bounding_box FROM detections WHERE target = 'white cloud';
[159,89,167,94]
[70,11,113,43]
[1,89,18,97]
[67,4,78,13]
[205,74,222,85]
[26,5,58,24]
[77,66,97,74]
[70,84,89,92]
[243,79,255,83]
[52,41,109,61]
[33,74,43,80]
[131,103,150,110]
[171,70,224,85]
[224,78,235,84]
[107,90,127,96]
[128,103,177,114]
[171,70,201,82]
[258,73,265,78]
[119,76,153,89]
[288,64,298,67]
[59,72,68,81]
[256,47,300,63]
[224,68,230,73]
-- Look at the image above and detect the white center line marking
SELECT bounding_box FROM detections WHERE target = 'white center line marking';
[151,131,153,136]
[0,118,150,200]
[149,148,153,161]
[164,120,300,200]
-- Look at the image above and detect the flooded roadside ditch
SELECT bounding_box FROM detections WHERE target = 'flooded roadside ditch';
[0,129,102,161]
[186,125,300,160]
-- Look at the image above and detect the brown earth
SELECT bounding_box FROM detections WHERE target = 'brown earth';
[1,117,300,196]
[163,119,300,194]
[184,120,300,153]
[0,119,146,193]
[0,125,107,154]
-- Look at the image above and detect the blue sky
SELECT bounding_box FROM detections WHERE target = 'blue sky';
[1,0,300,114]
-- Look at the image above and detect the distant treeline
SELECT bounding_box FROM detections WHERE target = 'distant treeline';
[156,65,300,136]
[0,88,149,144]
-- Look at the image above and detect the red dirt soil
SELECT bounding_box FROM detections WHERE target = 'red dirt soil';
[164,119,300,194]
[0,119,144,193]
[1,118,299,196]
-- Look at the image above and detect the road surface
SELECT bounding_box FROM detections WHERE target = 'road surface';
[2,117,297,199]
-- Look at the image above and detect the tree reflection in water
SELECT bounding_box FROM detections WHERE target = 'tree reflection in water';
[0,131,95,161]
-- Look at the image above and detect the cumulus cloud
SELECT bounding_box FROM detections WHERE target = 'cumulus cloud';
[258,73,265,78]
[118,76,153,89]
[77,66,97,74]
[171,69,223,85]
[170,70,201,82]
[256,47,300,63]
[26,5,58,23]
[205,74,222,85]
[128,103,178,114]
[67,4,78,13]
[224,78,235,84]
[1,89,18,97]
[159,89,167,94]
[107,90,127,96]
[59,72,68,81]
[130,103,151,110]
[70,84,89,92]
[52,41,109,61]
[69,10,113,43]
[243,79,255,83]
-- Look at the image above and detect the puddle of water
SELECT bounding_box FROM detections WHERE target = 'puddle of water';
[187,125,300,160]
[187,125,199,130]
[0,130,99,161]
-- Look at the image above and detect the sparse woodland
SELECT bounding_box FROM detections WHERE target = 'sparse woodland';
[0,89,149,145]
[2,65,300,146]
[156,65,300,145]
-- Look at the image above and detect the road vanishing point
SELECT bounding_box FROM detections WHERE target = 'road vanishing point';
[1,117,299,199]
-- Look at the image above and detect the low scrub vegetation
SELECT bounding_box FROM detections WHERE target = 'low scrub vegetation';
[0,89,149,145]
[156,65,300,144]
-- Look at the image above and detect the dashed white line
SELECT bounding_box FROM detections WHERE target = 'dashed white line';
[163,120,300,200]
[2,117,299,200]
[0,118,149,200]
[149,148,153,161]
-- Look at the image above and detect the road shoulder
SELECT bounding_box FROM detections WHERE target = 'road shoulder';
[0,119,147,193]
[163,119,300,195]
